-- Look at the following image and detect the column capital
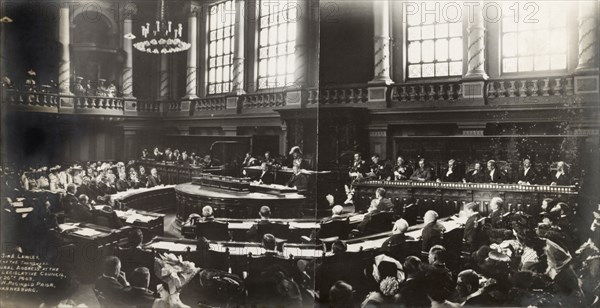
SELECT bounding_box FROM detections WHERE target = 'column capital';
[120,2,138,20]
[184,1,202,18]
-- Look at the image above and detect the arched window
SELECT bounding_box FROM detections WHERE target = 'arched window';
[501,2,568,73]
[406,2,463,78]
[257,0,297,89]
[207,0,235,95]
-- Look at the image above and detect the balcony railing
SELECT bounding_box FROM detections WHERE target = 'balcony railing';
[240,92,286,110]
[487,76,574,99]
[195,97,227,111]
[74,96,124,111]
[390,81,462,103]
[307,84,369,105]
[4,89,59,111]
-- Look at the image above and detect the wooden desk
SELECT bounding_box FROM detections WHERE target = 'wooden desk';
[110,185,176,212]
[57,223,130,281]
[139,161,224,184]
[94,206,165,240]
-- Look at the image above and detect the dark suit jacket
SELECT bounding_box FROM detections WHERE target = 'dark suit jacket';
[246,219,270,242]
[256,171,275,185]
[463,213,482,245]
[488,209,505,228]
[94,275,130,302]
[381,233,408,260]
[486,169,505,183]
[439,166,462,182]
[125,287,156,308]
[517,168,538,184]
[377,198,394,212]
[97,182,117,196]
[410,167,434,181]
[394,165,413,180]
[357,209,382,233]
[70,202,94,223]
[350,160,368,176]
[61,193,79,214]
[146,175,162,188]
[115,179,130,192]
[550,172,571,186]
[465,170,486,183]
[421,222,444,251]
[286,173,308,191]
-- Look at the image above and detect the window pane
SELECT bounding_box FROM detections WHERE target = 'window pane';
[501,2,567,73]
[435,39,448,61]
[207,0,236,94]
[422,40,434,62]
[405,1,463,78]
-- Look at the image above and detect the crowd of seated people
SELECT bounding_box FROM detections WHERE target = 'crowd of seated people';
[349,153,577,186]
[2,71,120,97]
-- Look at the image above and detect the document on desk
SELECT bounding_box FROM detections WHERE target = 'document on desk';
[227,221,255,229]
[283,247,323,258]
[289,222,319,229]
[72,228,102,237]
[147,241,193,252]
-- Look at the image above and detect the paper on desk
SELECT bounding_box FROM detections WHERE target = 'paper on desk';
[16,198,25,202]
[147,242,193,252]
[283,247,323,258]
[11,202,23,207]
[72,228,102,237]
[59,223,79,231]
[15,207,33,213]
[228,222,255,229]
[289,222,319,229]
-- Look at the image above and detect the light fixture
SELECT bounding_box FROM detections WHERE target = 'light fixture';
[131,0,190,54]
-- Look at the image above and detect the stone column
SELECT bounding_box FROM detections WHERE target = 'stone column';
[184,5,199,99]
[286,0,310,106]
[369,0,392,84]
[231,0,245,94]
[576,1,599,72]
[122,4,136,98]
[58,4,71,95]
[464,1,488,80]
[159,54,169,99]
[574,1,599,94]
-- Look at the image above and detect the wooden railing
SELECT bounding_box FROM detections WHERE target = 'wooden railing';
[240,91,286,109]
[195,96,227,111]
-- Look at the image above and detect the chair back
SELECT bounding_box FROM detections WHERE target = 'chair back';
[196,220,230,241]
[257,222,290,239]
[319,218,350,239]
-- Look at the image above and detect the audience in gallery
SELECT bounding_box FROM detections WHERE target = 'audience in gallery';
[2,70,121,97]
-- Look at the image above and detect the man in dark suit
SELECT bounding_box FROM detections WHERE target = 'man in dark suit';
[95,256,131,303]
[464,162,486,183]
[61,183,79,215]
[393,156,412,181]
[517,158,537,185]
[550,161,571,186]
[438,159,462,182]
[410,158,434,182]
[463,202,484,252]
[368,154,392,180]
[93,205,124,229]
[124,267,156,307]
[115,172,130,192]
[146,168,162,188]
[255,162,275,185]
[247,206,272,241]
[381,218,411,260]
[200,205,215,222]
[286,166,308,192]
[421,210,445,252]
[486,160,505,183]
[349,152,368,180]
[374,187,394,212]
[69,194,94,223]
[487,197,506,228]
[356,199,383,233]
[321,205,346,224]
[151,147,163,161]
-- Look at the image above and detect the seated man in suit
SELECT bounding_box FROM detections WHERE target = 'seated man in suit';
[262,233,279,256]
[437,159,461,182]
[286,166,308,192]
[393,156,413,181]
[146,168,162,188]
[349,152,368,181]
[124,267,156,308]
[485,160,505,183]
[115,172,130,192]
[517,158,538,185]
[95,256,131,302]
[487,197,505,228]
[381,218,411,260]
[421,210,445,252]
[69,194,94,223]
[410,158,434,182]
[357,199,386,233]
[61,183,79,215]
[321,205,345,223]
[246,206,272,241]
[93,205,124,229]
[254,162,275,185]
[374,187,394,212]
[368,154,391,180]
[550,161,571,186]
[463,202,484,252]
[464,162,486,183]
[200,205,215,222]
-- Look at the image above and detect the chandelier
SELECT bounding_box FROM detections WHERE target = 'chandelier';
[130,0,191,54]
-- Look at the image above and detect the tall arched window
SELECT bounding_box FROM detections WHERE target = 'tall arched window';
[406,2,463,78]
[257,0,296,89]
[501,2,568,73]
[207,0,235,95]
